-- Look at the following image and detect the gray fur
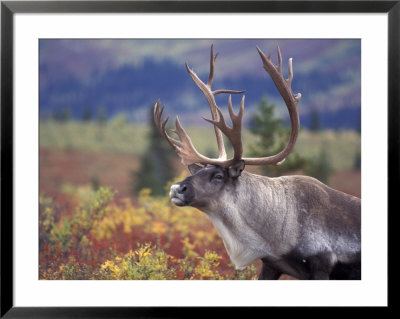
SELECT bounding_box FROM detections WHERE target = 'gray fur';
[169,167,361,280]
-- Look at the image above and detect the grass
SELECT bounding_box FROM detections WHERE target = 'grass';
[40,119,361,172]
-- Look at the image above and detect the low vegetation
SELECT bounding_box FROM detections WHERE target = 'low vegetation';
[39,180,259,280]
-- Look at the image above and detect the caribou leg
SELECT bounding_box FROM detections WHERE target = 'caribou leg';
[258,259,282,280]
[307,252,336,280]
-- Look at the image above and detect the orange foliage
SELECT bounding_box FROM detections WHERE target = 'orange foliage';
[39,183,259,280]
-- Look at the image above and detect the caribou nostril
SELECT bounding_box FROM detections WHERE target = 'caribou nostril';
[179,185,187,194]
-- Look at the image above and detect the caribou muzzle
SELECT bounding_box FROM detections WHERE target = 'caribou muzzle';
[169,182,194,206]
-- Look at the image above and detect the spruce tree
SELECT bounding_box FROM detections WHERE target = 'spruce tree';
[353,114,361,170]
[309,108,321,132]
[53,105,71,122]
[82,105,92,122]
[133,106,176,196]
[249,96,309,177]
[304,149,333,183]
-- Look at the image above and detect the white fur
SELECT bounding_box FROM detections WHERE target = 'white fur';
[206,211,270,270]
[169,184,180,198]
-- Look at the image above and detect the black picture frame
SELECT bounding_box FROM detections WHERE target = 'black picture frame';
[1,1,396,317]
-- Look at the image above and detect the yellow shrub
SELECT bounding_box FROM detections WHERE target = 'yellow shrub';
[98,243,176,280]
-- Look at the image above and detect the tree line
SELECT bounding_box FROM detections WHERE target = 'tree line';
[49,96,360,196]
[51,105,107,124]
[134,96,354,196]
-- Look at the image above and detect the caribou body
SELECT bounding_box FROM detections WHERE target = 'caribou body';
[155,45,361,280]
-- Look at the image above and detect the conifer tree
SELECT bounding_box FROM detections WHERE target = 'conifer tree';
[53,105,71,122]
[309,108,321,132]
[82,105,92,122]
[133,106,176,196]
[249,96,309,177]
[304,148,333,183]
[353,115,361,170]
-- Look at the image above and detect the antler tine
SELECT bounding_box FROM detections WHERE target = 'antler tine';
[227,95,244,160]
[202,104,227,130]
[207,44,218,87]
[228,95,245,127]
[287,57,293,86]
[206,45,245,95]
[203,95,244,161]
[154,100,180,150]
[277,46,283,74]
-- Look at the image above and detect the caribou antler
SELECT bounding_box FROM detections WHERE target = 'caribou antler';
[203,95,244,162]
[154,45,301,168]
[154,100,241,167]
[185,44,245,160]
[241,46,301,166]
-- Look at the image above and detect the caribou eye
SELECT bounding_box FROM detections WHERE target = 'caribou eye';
[213,174,223,181]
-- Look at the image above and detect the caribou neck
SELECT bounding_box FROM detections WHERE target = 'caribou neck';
[200,172,301,268]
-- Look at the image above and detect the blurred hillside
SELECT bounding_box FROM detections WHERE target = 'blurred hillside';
[39,39,361,130]
[40,120,360,172]
[39,118,361,200]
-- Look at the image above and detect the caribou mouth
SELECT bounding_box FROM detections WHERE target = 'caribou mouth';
[171,197,187,206]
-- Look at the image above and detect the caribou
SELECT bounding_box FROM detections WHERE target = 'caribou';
[154,45,361,280]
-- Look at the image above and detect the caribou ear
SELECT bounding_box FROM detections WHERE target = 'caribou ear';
[228,160,245,178]
[188,164,203,175]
